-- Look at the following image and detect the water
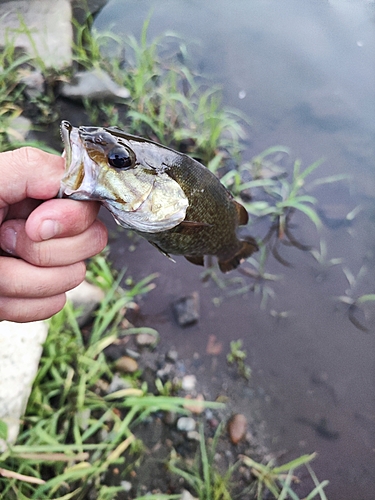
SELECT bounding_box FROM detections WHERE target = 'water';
[95,1,375,498]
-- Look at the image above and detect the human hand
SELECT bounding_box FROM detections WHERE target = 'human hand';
[0,147,108,322]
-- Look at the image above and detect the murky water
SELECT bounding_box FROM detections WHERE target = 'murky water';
[95,1,375,498]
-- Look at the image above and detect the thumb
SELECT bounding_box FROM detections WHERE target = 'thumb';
[0,147,64,207]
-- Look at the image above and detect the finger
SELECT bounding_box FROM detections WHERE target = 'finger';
[0,295,67,323]
[0,257,86,298]
[25,198,101,242]
[0,147,64,207]
[0,219,108,266]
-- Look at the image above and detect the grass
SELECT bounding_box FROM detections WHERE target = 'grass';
[169,423,328,500]
[0,256,223,499]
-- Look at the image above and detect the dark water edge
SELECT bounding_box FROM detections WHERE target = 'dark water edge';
[93,1,375,498]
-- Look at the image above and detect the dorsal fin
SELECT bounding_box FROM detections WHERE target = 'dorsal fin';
[233,200,249,226]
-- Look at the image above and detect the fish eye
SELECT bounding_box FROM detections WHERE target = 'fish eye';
[107,146,133,169]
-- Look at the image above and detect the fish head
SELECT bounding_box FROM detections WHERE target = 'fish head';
[59,121,189,232]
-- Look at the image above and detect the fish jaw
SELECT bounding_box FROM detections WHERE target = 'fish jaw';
[59,120,100,200]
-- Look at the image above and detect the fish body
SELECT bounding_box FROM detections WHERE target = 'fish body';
[59,121,258,272]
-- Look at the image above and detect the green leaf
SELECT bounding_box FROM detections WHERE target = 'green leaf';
[356,294,375,304]
[0,419,8,440]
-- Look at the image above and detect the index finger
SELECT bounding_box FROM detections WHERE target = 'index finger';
[25,198,102,241]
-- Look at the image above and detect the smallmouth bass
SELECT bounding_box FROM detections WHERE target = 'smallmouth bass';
[59,121,258,272]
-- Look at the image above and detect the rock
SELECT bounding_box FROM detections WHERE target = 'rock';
[228,413,248,444]
[19,69,45,99]
[176,416,196,432]
[60,68,130,101]
[0,320,49,450]
[173,292,200,327]
[6,115,32,143]
[0,0,73,68]
[136,333,157,347]
[181,374,197,392]
[66,280,105,326]
[115,356,138,374]
[71,0,110,20]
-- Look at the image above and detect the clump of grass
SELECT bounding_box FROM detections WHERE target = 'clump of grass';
[242,453,329,500]
[169,423,328,500]
[79,19,246,166]
[0,35,30,151]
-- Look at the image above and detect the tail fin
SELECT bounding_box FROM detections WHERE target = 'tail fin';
[218,237,258,273]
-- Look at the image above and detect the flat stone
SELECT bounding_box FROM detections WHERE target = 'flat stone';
[60,68,130,101]
[0,320,49,451]
[0,0,73,68]
[172,292,200,327]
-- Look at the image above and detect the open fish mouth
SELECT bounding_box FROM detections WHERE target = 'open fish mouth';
[59,120,99,199]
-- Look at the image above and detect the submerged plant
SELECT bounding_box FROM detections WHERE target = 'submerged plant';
[227,339,252,380]
[241,453,329,500]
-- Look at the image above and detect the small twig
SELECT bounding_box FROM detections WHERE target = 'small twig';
[0,467,45,485]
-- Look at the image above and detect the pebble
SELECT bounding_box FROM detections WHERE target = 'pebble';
[106,373,132,394]
[120,480,132,492]
[172,292,200,326]
[184,394,205,414]
[166,349,179,363]
[115,356,138,374]
[177,417,196,432]
[228,413,248,444]
[136,333,157,347]
[181,490,198,500]
[187,430,201,441]
[181,374,197,391]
